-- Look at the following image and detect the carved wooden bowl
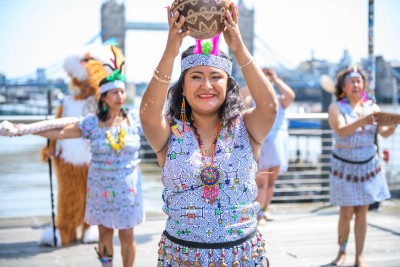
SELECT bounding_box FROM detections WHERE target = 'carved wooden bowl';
[171,0,231,40]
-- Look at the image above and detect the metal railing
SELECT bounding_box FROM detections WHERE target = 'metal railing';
[2,114,399,204]
[138,113,400,203]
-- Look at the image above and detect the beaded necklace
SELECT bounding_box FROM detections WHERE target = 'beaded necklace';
[105,116,126,154]
[193,120,222,204]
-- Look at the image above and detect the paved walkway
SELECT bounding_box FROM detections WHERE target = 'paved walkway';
[0,201,399,267]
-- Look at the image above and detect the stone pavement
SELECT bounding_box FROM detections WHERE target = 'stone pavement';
[0,201,399,267]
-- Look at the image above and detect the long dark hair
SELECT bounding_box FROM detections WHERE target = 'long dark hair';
[166,46,244,128]
[97,91,128,122]
[334,66,367,101]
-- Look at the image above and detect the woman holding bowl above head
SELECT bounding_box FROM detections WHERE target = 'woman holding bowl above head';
[140,2,278,266]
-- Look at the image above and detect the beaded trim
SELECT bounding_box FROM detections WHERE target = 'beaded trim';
[331,153,381,183]
[0,117,79,137]
[344,70,362,83]
[157,231,268,266]
[181,54,232,75]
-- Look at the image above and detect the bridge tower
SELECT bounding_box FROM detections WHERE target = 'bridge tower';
[101,0,126,52]
[100,0,255,85]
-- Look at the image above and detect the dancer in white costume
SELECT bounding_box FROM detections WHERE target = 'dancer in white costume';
[39,45,115,246]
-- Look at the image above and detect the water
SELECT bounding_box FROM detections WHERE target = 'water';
[0,135,164,218]
[0,129,322,218]
[0,136,52,217]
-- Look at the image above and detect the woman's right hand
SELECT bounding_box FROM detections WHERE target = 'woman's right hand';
[223,2,244,54]
[164,7,190,58]
[359,113,377,127]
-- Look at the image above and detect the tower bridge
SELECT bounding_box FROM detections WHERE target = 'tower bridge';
[0,0,328,102]
[2,0,396,110]
[100,0,323,98]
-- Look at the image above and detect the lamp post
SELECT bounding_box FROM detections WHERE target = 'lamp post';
[367,0,376,102]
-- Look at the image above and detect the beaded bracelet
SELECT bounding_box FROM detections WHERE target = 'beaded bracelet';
[153,69,171,84]
[239,57,254,70]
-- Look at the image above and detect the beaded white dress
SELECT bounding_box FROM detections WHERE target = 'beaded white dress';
[329,100,390,206]
[79,111,144,229]
[157,115,267,266]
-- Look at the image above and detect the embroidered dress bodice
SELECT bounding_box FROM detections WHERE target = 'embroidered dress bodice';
[161,115,259,244]
[81,113,141,171]
[333,100,377,160]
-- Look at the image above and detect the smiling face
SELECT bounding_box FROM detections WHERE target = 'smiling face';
[343,76,364,103]
[183,65,228,116]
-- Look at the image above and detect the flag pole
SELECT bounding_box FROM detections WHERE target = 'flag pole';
[367,0,376,102]
[46,89,57,247]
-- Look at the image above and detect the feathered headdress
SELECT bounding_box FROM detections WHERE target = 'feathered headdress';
[98,46,125,94]
[181,34,232,75]
[63,44,126,96]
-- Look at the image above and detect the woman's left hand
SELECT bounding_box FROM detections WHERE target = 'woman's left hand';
[263,68,279,83]
[0,120,18,137]
[223,2,244,53]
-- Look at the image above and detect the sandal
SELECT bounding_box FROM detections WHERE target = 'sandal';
[95,247,113,267]
[330,251,346,266]
[354,257,369,267]
[263,212,274,221]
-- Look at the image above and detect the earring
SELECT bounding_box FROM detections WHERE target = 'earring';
[339,92,348,104]
[180,97,188,123]
[180,96,190,133]
[362,91,368,102]
[121,105,126,111]
[103,102,108,112]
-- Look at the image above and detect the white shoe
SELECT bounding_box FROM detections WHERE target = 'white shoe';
[39,226,62,247]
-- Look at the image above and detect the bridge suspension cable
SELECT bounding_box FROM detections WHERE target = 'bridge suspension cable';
[254,34,295,71]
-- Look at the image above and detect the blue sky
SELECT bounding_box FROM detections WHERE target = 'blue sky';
[0,0,399,82]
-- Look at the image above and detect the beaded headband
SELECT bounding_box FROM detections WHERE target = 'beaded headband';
[344,71,362,84]
[343,64,363,83]
[181,34,232,75]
